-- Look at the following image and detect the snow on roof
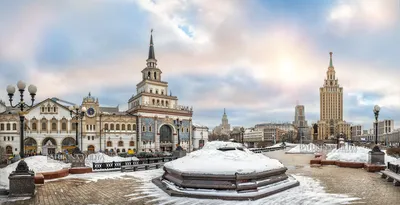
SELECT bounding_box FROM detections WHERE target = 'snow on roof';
[192,122,208,129]
[164,141,284,175]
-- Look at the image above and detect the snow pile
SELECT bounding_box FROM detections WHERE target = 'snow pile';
[268,142,298,148]
[326,145,400,164]
[85,153,139,167]
[0,156,71,189]
[286,143,320,154]
[164,141,284,174]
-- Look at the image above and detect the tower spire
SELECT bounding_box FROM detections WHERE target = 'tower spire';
[329,52,333,68]
[224,108,226,115]
[148,29,155,60]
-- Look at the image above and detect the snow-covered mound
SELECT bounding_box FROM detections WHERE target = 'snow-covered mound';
[85,153,139,167]
[326,145,399,164]
[164,141,284,175]
[286,143,320,154]
[0,156,71,189]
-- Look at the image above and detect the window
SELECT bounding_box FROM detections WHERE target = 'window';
[42,122,47,130]
[12,136,14,141]
[41,107,45,113]
[129,141,135,146]
[161,90,164,95]
[122,124,125,130]
[181,127,184,132]
[52,123,57,131]
[6,123,10,130]
[118,141,124,147]
[93,125,95,130]
[53,107,56,112]
[127,124,131,130]
[150,88,153,93]
[61,122,67,131]
[87,125,89,130]
[186,128,189,132]
[0,124,3,130]
[149,126,152,132]
[156,89,158,94]
[116,124,120,130]
[110,124,114,130]
[12,123,17,130]
[92,136,94,140]
[107,141,112,147]
[8,137,10,141]
[161,100,164,106]
[104,124,108,130]
[3,137,5,141]
[157,100,160,105]
[154,72,157,80]
[142,126,146,132]
[152,99,155,105]
[133,124,136,130]
[88,136,90,140]
[122,148,126,153]
[6,146,12,155]
[48,107,50,112]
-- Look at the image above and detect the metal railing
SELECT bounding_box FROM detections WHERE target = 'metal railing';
[92,156,177,170]
[387,162,400,174]
[249,146,286,153]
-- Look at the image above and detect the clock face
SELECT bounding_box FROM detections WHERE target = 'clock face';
[87,107,96,117]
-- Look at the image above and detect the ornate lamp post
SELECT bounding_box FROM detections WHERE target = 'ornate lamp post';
[240,127,245,145]
[6,81,37,158]
[174,118,183,151]
[373,105,381,152]
[68,105,86,153]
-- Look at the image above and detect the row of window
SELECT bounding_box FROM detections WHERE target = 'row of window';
[87,136,95,141]
[106,141,135,147]
[41,105,58,113]
[3,136,14,141]
[141,125,189,133]
[30,122,70,132]
[0,123,17,131]
[104,123,136,131]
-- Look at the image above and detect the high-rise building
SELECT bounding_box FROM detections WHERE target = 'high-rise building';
[293,104,311,141]
[212,109,231,135]
[317,52,351,140]
[373,119,394,136]
[350,125,363,138]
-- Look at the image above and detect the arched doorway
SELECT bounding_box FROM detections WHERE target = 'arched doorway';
[6,146,13,155]
[42,137,57,155]
[62,137,76,153]
[24,137,37,155]
[87,145,95,153]
[160,124,173,152]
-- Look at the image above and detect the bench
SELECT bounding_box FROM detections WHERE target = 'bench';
[121,163,164,172]
[381,170,400,186]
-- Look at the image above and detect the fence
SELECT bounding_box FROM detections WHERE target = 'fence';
[92,156,177,170]
[387,162,400,174]
[249,146,285,153]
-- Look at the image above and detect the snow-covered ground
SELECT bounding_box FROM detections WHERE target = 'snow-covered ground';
[164,141,284,174]
[326,145,400,164]
[286,143,321,154]
[85,153,139,167]
[56,169,359,204]
[0,156,71,189]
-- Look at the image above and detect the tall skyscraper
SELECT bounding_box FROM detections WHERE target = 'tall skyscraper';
[293,104,310,141]
[212,109,231,135]
[317,52,351,140]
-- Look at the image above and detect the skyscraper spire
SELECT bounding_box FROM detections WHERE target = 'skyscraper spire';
[224,108,226,115]
[148,29,155,60]
[329,52,333,68]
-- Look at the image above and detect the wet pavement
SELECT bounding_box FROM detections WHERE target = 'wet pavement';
[264,149,400,205]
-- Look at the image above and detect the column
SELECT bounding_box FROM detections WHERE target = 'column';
[154,117,159,151]
[138,117,142,152]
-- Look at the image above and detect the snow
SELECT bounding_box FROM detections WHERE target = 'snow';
[85,153,139,167]
[267,142,298,148]
[286,143,320,154]
[0,156,71,189]
[164,141,284,174]
[326,145,400,164]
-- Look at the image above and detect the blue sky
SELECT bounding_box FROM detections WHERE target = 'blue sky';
[0,0,399,130]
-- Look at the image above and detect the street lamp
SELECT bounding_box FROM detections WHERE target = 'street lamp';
[6,81,37,158]
[174,118,183,151]
[240,127,245,145]
[200,131,204,149]
[337,133,343,149]
[372,105,381,152]
[69,105,86,153]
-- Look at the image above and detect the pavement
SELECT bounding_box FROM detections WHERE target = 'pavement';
[264,149,400,205]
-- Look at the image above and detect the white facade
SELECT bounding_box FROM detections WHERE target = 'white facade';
[192,123,209,149]
[350,125,363,138]
[243,128,263,142]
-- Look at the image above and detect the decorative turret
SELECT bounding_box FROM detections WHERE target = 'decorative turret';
[142,29,162,81]
[326,52,336,83]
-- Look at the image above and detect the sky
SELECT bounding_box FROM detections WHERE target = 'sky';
[0,0,399,130]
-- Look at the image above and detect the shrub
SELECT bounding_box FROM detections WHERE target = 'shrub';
[386,148,400,158]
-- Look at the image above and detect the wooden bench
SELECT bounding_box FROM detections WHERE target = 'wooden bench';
[121,163,163,172]
[381,170,400,186]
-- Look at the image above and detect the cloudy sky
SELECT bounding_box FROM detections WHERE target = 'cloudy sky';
[0,0,399,130]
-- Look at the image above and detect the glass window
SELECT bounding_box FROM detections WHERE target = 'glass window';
[122,124,125,130]
[6,123,10,130]
[13,123,17,130]
[61,122,67,131]
[41,122,46,130]
[129,141,135,146]
[52,123,57,131]
[92,136,94,140]
[116,124,120,130]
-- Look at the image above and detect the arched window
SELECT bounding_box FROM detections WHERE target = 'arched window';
[88,136,90,140]
[161,90,164,95]
[12,123,17,130]
[122,124,125,130]
[166,101,169,107]
[32,123,37,131]
[142,125,146,132]
[61,122,67,131]
[116,124,120,130]
[52,123,57,131]
[42,122,47,131]
[157,100,160,105]
[41,107,45,113]
[92,136,94,140]
[53,106,57,112]
[149,126,152,132]
[117,149,120,153]
[154,72,157,80]
[47,107,50,112]
[152,99,155,105]
[133,124,136,130]
[148,71,151,78]
[6,123,10,130]
[107,141,112,147]
[127,124,131,130]
[118,141,124,147]
[104,123,108,130]
[87,145,95,153]
[150,89,153,93]
[129,141,135,146]
[156,89,159,94]
[6,146,12,155]
[110,124,114,130]
[161,100,164,106]
[122,148,126,153]
[0,124,4,130]
[181,127,184,132]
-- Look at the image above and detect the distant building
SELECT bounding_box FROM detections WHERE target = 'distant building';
[243,128,263,148]
[350,125,363,138]
[192,123,209,149]
[212,109,231,135]
[373,119,394,135]
[293,104,311,142]
[255,123,297,143]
